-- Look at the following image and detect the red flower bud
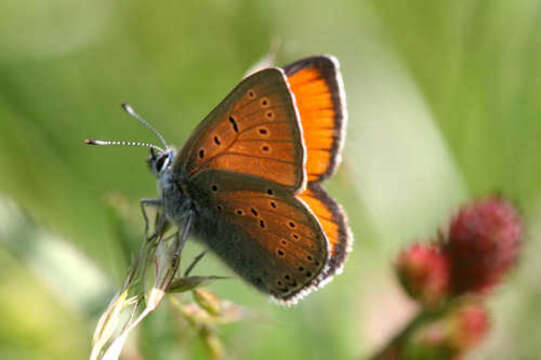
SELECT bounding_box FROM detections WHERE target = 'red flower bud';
[396,244,450,308]
[444,196,521,294]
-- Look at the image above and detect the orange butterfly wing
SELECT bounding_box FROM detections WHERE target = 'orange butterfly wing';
[188,170,329,303]
[284,56,352,278]
[284,56,346,183]
[174,68,306,193]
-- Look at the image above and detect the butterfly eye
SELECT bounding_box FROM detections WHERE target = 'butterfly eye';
[155,156,167,172]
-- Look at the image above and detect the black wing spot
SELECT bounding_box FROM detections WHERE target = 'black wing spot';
[298,266,304,272]
[267,189,274,195]
[270,201,277,208]
[251,208,258,216]
[280,240,287,246]
[258,127,269,136]
[261,144,270,153]
[260,98,270,107]
[229,116,239,132]
[306,255,313,262]
[305,271,312,277]
[288,221,296,228]
[277,249,285,257]
[259,220,266,228]
[216,205,223,211]
[198,149,205,159]
[236,209,245,216]
[211,185,219,192]
[247,89,255,99]
[266,111,274,119]
[291,233,299,240]
[284,274,291,280]
[213,136,221,145]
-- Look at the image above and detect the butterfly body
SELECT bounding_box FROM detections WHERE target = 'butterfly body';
[117,56,351,304]
[157,162,190,225]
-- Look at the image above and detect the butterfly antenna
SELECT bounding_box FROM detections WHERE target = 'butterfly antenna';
[84,139,165,153]
[121,103,168,149]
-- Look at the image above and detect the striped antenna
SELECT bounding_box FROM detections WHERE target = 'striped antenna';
[84,139,165,153]
[84,102,168,153]
[121,103,168,149]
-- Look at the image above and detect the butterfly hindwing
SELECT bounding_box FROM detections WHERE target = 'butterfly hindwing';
[297,183,351,279]
[284,55,346,183]
[174,68,306,193]
[188,169,329,303]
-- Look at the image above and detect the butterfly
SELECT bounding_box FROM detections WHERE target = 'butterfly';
[86,56,352,304]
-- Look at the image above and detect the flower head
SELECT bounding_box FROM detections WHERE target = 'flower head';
[396,244,450,308]
[444,196,521,294]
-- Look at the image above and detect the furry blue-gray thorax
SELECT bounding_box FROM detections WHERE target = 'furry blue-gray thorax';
[148,148,193,224]
[159,167,193,224]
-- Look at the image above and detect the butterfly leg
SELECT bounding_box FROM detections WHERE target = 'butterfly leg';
[140,198,163,241]
[172,212,194,268]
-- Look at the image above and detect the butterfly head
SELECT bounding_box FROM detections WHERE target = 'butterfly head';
[147,147,176,177]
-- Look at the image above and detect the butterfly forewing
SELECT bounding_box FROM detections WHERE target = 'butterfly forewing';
[175,68,306,193]
[188,170,329,303]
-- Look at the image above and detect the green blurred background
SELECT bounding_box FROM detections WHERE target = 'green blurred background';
[0,0,540,359]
